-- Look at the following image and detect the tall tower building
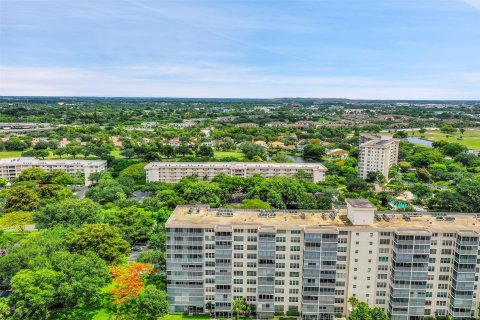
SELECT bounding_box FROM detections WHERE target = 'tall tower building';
[358,134,399,179]
[165,201,480,319]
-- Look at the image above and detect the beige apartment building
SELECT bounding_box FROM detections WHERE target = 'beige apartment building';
[358,134,400,179]
[166,200,480,320]
[0,157,107,186]
[144,162,328,183]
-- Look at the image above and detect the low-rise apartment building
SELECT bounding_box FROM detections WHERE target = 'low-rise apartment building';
[145,162,328,183]
[0,157,107,186]
[358,134,399,179]
[166,199,480,320]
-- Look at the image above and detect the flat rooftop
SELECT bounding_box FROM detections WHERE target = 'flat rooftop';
[145,162,327,170]
[346,199,376,208]
[166,206,480,232]
[0,157,106,166]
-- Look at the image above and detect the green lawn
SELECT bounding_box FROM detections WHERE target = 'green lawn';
[52,307,109,320]
[160,314,211,320]
[413,128,480,150]
[110,149,123,158]
[214,150,245,160]
[0,151,22,159]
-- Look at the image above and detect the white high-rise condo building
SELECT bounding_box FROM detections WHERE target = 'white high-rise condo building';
[0,157,107,186]
[144,162,328,183]
[358,134,399,179]
[166,199,480,320]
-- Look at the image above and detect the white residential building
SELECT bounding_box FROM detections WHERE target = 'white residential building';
[144,162,328,183]
[166,199,480,319]
[358,134,399,179]
[0,157,107,186]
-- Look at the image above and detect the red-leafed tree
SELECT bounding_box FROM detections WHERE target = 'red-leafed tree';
[108,262,154,305]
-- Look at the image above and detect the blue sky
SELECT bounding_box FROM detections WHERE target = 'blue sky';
[1,0,479,99]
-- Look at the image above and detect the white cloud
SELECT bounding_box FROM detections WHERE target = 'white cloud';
[0,64,478,100]
[448,71,480,84]
[459,0,480,9]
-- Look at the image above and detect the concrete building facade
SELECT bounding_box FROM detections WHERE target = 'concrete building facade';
[145,162,328,183]
[0,157,107,186]
[358,134,399,179]
[166,200,480,320]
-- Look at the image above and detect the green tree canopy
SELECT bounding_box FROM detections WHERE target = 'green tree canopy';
[303,143,326,160]
[34,198,102,229]
[0,211,33,233]
[119,162,147,184]
[104,206,156,244]
[64,224,130,263]
[5,185,40,213]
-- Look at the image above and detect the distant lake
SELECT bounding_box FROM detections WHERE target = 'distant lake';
[286,155,306,163]
[267,155,306,163]
[405,137,478,154]
[406,137,432,147]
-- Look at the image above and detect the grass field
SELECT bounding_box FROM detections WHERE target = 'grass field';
[110,149,123,158]
[417,129,480,150]
[160,314,211,320]
[52,307,109,320]
[0,151,22,159]
[214,150,245,160]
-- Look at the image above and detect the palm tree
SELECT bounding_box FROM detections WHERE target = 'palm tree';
[348,296,359,309]
[232,298,246,319]
[206,302,214,315]
[245,304,256,318]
